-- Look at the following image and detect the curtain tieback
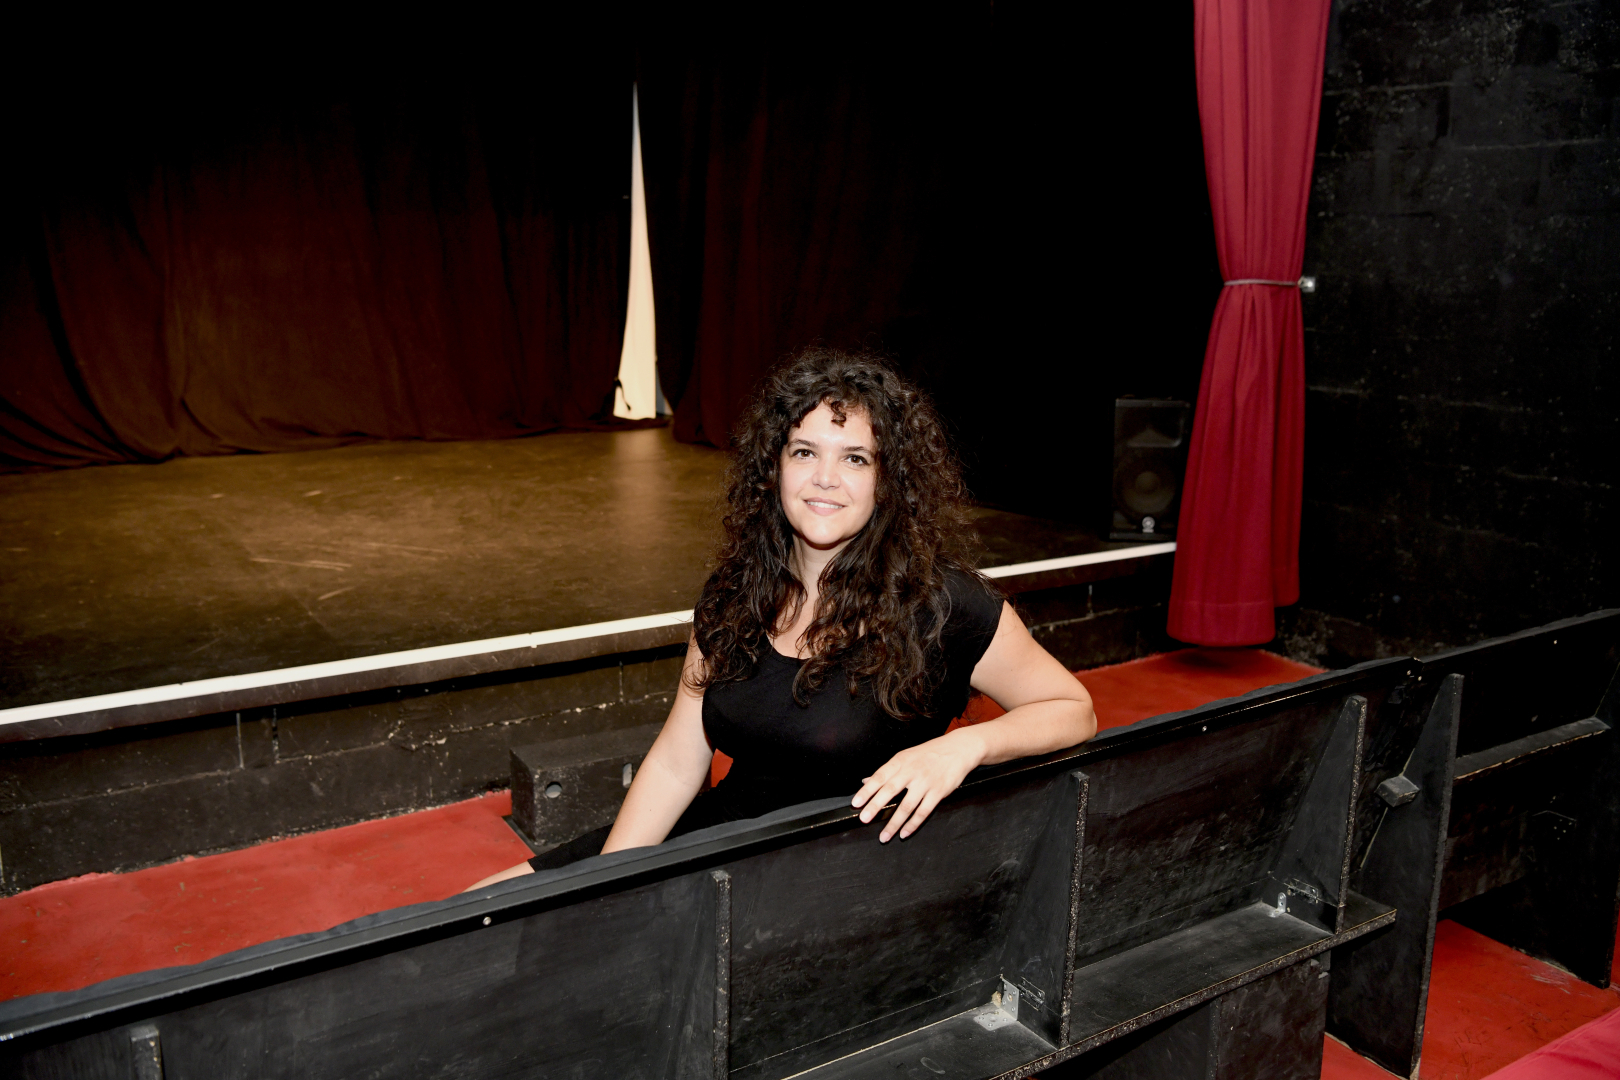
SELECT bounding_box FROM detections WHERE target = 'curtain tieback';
[1224,277,1303,287]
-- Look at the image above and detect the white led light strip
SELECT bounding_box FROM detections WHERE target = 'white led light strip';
[0,542,1174,727]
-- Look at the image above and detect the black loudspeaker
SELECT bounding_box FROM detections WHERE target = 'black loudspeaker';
[1111,399,1191,541]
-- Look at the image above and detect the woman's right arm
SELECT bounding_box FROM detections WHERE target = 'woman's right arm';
[465,638,713,889]
[601,637,714,853]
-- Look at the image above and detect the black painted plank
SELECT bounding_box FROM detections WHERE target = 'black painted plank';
[1071,699,1343,962]
[725,781,1059,1079]
[1051,1003,1213,1079]
[1068,903,1329,1048]
[1452,717,1609,780]
[1032,960,1332,1080]
[1268,695,1365,932]
[1442,736,1595,907]
[710,869,732,1079]
[1067,894,1394,1051]
[1425,610,1620,758]
[1329,673,1461,1077]
[1206,956,1330,1080]
[996,771,1088,1046]
[7,872,722,1080]
[10,1028,134,1080]
[1444,688,1620,984]
[800,1005,1055,1080]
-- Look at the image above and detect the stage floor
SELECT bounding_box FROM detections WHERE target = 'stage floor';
[0,428,1113,710]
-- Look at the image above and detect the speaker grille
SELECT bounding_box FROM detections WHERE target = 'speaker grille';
[1112,400,1190,540]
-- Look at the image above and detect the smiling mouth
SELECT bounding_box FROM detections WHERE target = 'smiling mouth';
[804,499,845,513]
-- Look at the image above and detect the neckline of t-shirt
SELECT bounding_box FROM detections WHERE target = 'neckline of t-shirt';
[765,645,806,666]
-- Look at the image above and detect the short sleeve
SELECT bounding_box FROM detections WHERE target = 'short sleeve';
[941,570,1004,675]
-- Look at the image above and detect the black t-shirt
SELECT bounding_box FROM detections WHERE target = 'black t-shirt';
[694,570,1004,824]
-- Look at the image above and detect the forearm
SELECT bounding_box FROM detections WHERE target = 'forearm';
[601,738,709,853]
[949,696,1096,769]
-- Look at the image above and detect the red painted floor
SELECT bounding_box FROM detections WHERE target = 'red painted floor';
[0,790,534,1001]
[4,647,1617,1080]
[1415,922,1620,1078]
[953,645,1326,733]
[1319,921,1620,1080]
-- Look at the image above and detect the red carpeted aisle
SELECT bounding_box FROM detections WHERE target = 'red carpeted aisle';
[3,648,1617,1079]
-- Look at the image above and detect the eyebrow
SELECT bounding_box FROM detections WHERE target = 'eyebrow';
[788,437,873,454]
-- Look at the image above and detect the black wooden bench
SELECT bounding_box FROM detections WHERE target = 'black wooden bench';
[1424,610,1620,988]
[1324,609,1620,1078]
[0,658,1427,1080]
[1322,663,1461,1078]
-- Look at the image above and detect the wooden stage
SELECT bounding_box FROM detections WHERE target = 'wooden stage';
[0,426,1162,722]
[0,427,1175,895]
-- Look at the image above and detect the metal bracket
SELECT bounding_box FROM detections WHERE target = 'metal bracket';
[1285,879,1327,906]
[974,976,1023,1031]
[1011,975,1045,1010]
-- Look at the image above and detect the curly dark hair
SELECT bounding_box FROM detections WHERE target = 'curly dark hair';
[691,347,986,718]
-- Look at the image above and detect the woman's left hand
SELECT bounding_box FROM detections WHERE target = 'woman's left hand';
[851,728,987,843]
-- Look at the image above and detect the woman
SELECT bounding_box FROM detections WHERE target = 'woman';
[474,350,1094,887]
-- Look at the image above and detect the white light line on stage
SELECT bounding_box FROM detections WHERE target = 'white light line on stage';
[979,542,1176,579]
[0,610,697,727]
[0,542,1176,726]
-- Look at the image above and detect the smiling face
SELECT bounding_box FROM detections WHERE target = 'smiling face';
[778,401,879,564]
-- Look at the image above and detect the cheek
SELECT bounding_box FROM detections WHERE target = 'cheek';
[854,475,879,514]
[779,460,808,491]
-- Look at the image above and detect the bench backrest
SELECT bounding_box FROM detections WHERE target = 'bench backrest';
[1426,609,1619,757]
[0,661,1412,1079]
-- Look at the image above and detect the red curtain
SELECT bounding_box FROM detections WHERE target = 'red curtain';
[1167,0,1332,646]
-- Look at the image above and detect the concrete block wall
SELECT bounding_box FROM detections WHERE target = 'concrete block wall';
[0,647,683,894]
[1015,560,1179,672]
[1298,0,1618,657]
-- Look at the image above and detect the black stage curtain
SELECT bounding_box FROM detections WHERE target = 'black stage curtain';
[0,43,634,471]
[3,12,1214,523]
[636,12,997,451]
[637,6,1218,519]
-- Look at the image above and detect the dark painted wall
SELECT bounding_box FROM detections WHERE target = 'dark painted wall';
[998,4,1219,525]
[1282,0,1618,666]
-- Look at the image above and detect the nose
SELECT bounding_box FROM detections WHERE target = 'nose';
[812,453,839,489]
